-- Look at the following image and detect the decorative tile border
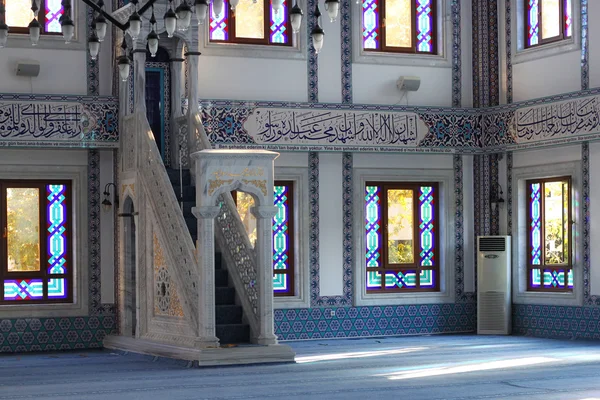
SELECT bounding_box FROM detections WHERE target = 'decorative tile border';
[274,303,476,340]
[0,317,115,352]
[581,0,589,90]
[307,0,318,103]
[582,142,597,306]
[87,6,99,96]
[454,155,473,302]
[507,151,513,235]
[490,153,500,235]
[308,152,320,306]
[472,0,499,108]
[513,304,600,340]
[451,0,461,108]
[340,0,352,104]
[505,0,513,104]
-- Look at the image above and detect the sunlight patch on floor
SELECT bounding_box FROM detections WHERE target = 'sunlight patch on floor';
[295,347,427,364]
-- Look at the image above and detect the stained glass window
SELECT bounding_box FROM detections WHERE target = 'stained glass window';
[209,0,291,46]
[527,177,572,291]
[232,181,295,296]
[526,0,572,48]
[2,0,65,34]
[1,181,71,303]
[365,182,439,292]
[362,0,435,54]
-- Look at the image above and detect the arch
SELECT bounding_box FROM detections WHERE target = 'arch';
[208,180,270,210]
[122,196,137,337]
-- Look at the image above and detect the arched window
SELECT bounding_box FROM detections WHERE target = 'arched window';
[362,0,436,54]
[209,0,291,46]
[1,0,65,34]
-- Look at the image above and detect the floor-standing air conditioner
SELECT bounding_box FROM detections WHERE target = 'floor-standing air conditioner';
[477,235,511,335]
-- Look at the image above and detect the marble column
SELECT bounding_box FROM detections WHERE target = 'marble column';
[170,58,185,167]
[185,50,202,183]
[191,205,220,349]
[252,205,279,346]
[132,49,147,115]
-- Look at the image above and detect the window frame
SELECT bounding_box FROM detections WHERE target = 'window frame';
[354,167,455,307]
[208,0,293,47]
[0,179,73,304]
[363,0,437,55]
[364,181,440,293]
[1,0,64,35]
[524,0,570,49]
[272,180,295,297]
[525,176,573,292]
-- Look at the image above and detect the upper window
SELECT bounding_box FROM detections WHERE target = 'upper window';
[209,0,291,46]
[526,177,572,292]
[233,180,295,297]
[362,0,435,54]
[1,181,72,303]
[1,0,64,34]
[365,182,439,292]
[525,0,572,48]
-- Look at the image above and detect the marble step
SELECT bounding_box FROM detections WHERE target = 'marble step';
[215,269,229,287]
[165,168,191,187]
[215,287,235,305]
[216,324,250,345]
[216,305,243,324]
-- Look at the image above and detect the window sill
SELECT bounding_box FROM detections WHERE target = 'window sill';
[275,296,310,309]
[199,37,306,61]
[0,301,87,318]
[2,34,87,51]
[353,50,451,68]
[355,291,454,306]
[513,38,579,65]
[512,290,581,307]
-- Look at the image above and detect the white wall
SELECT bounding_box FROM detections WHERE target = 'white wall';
[588,1,600,89]
[588,143,600,296]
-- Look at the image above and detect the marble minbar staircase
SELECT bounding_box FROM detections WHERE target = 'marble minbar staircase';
[166,168,251,345]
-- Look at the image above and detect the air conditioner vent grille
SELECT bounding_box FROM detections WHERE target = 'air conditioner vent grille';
[479,237,506,252]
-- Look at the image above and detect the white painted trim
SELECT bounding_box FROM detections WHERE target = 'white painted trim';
[0,164,89,318]
[511,160,583,306]
[353,167,455,306]
[352,0,452,68]
[273,167,310,309]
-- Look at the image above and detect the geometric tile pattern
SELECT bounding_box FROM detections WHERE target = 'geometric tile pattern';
[582,0,589,90]
[451,0,462,107]
[275,303,476,340]
[307,0,318,103]
[505,0,513,104]
[0,317,115,353]
[87,6,99,97]
[582,142,597,305]
[340,0,352,104]
[472,0,499,108]
[513,304,600,340]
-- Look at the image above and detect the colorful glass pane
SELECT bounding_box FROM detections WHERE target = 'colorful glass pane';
[541,0,560,39]
[270,0,288,44]
[543,269,565,288]
[387,189,414,264]
[362,0,380,49]
[45,0,64,33]
[48,278,67,298]
[385,0,412,48]
[567,268,573,288]
[564,0,572,37]
[385,270,417,288]
[528,0,540,46]
[367,270,382,289]
[416,0,433,52]
[235,0,265,39]
[419,186,434,267]
[7,188,40,272]
[5,0,35,28]
[365,186,381,268]
[420,269,435,288]
[4,279,44,300]
[47,185,67,275]
[543,180,569,265]
[530,183,542,265]
[273,185,290,293]
[210,0,229,40]
[531,268,542,287]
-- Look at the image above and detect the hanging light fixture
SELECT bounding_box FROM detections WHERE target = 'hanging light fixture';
[147,5,159,57]
[194,0,209,25]
[310,3,324,54]
[175,0,193,31]
[94,0,108,42]
[290,1,303,34]
[117,38,130,82]
[271,0,284,14]
[213,0,224,17]
[229,0,240,11]
[324,0,339,22]
[60,0,75,44]
[127,0,142,40]
[88,30,101,59]
[0,3,8,48]
[164,0,177,37]
[28,0,41,46]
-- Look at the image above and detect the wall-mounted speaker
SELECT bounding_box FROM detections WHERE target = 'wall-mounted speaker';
[15,61,40,77]
[396,76,421,92]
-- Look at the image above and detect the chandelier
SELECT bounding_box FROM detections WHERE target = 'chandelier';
[0,0,345,82]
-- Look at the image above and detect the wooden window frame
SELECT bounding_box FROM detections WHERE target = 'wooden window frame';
[365,181,440,293]
[525,0,570,49]
[0,180,73,304]
[232,180,295,297]
[364,0,437,55]
[0,0,66,35]
[525,176,572,292]
[210,0,292,47]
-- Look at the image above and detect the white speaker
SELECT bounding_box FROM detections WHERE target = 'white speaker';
[15,61,40,77]
[396,76,421,92]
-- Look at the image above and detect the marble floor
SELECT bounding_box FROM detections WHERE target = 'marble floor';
[2,335,600,399]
